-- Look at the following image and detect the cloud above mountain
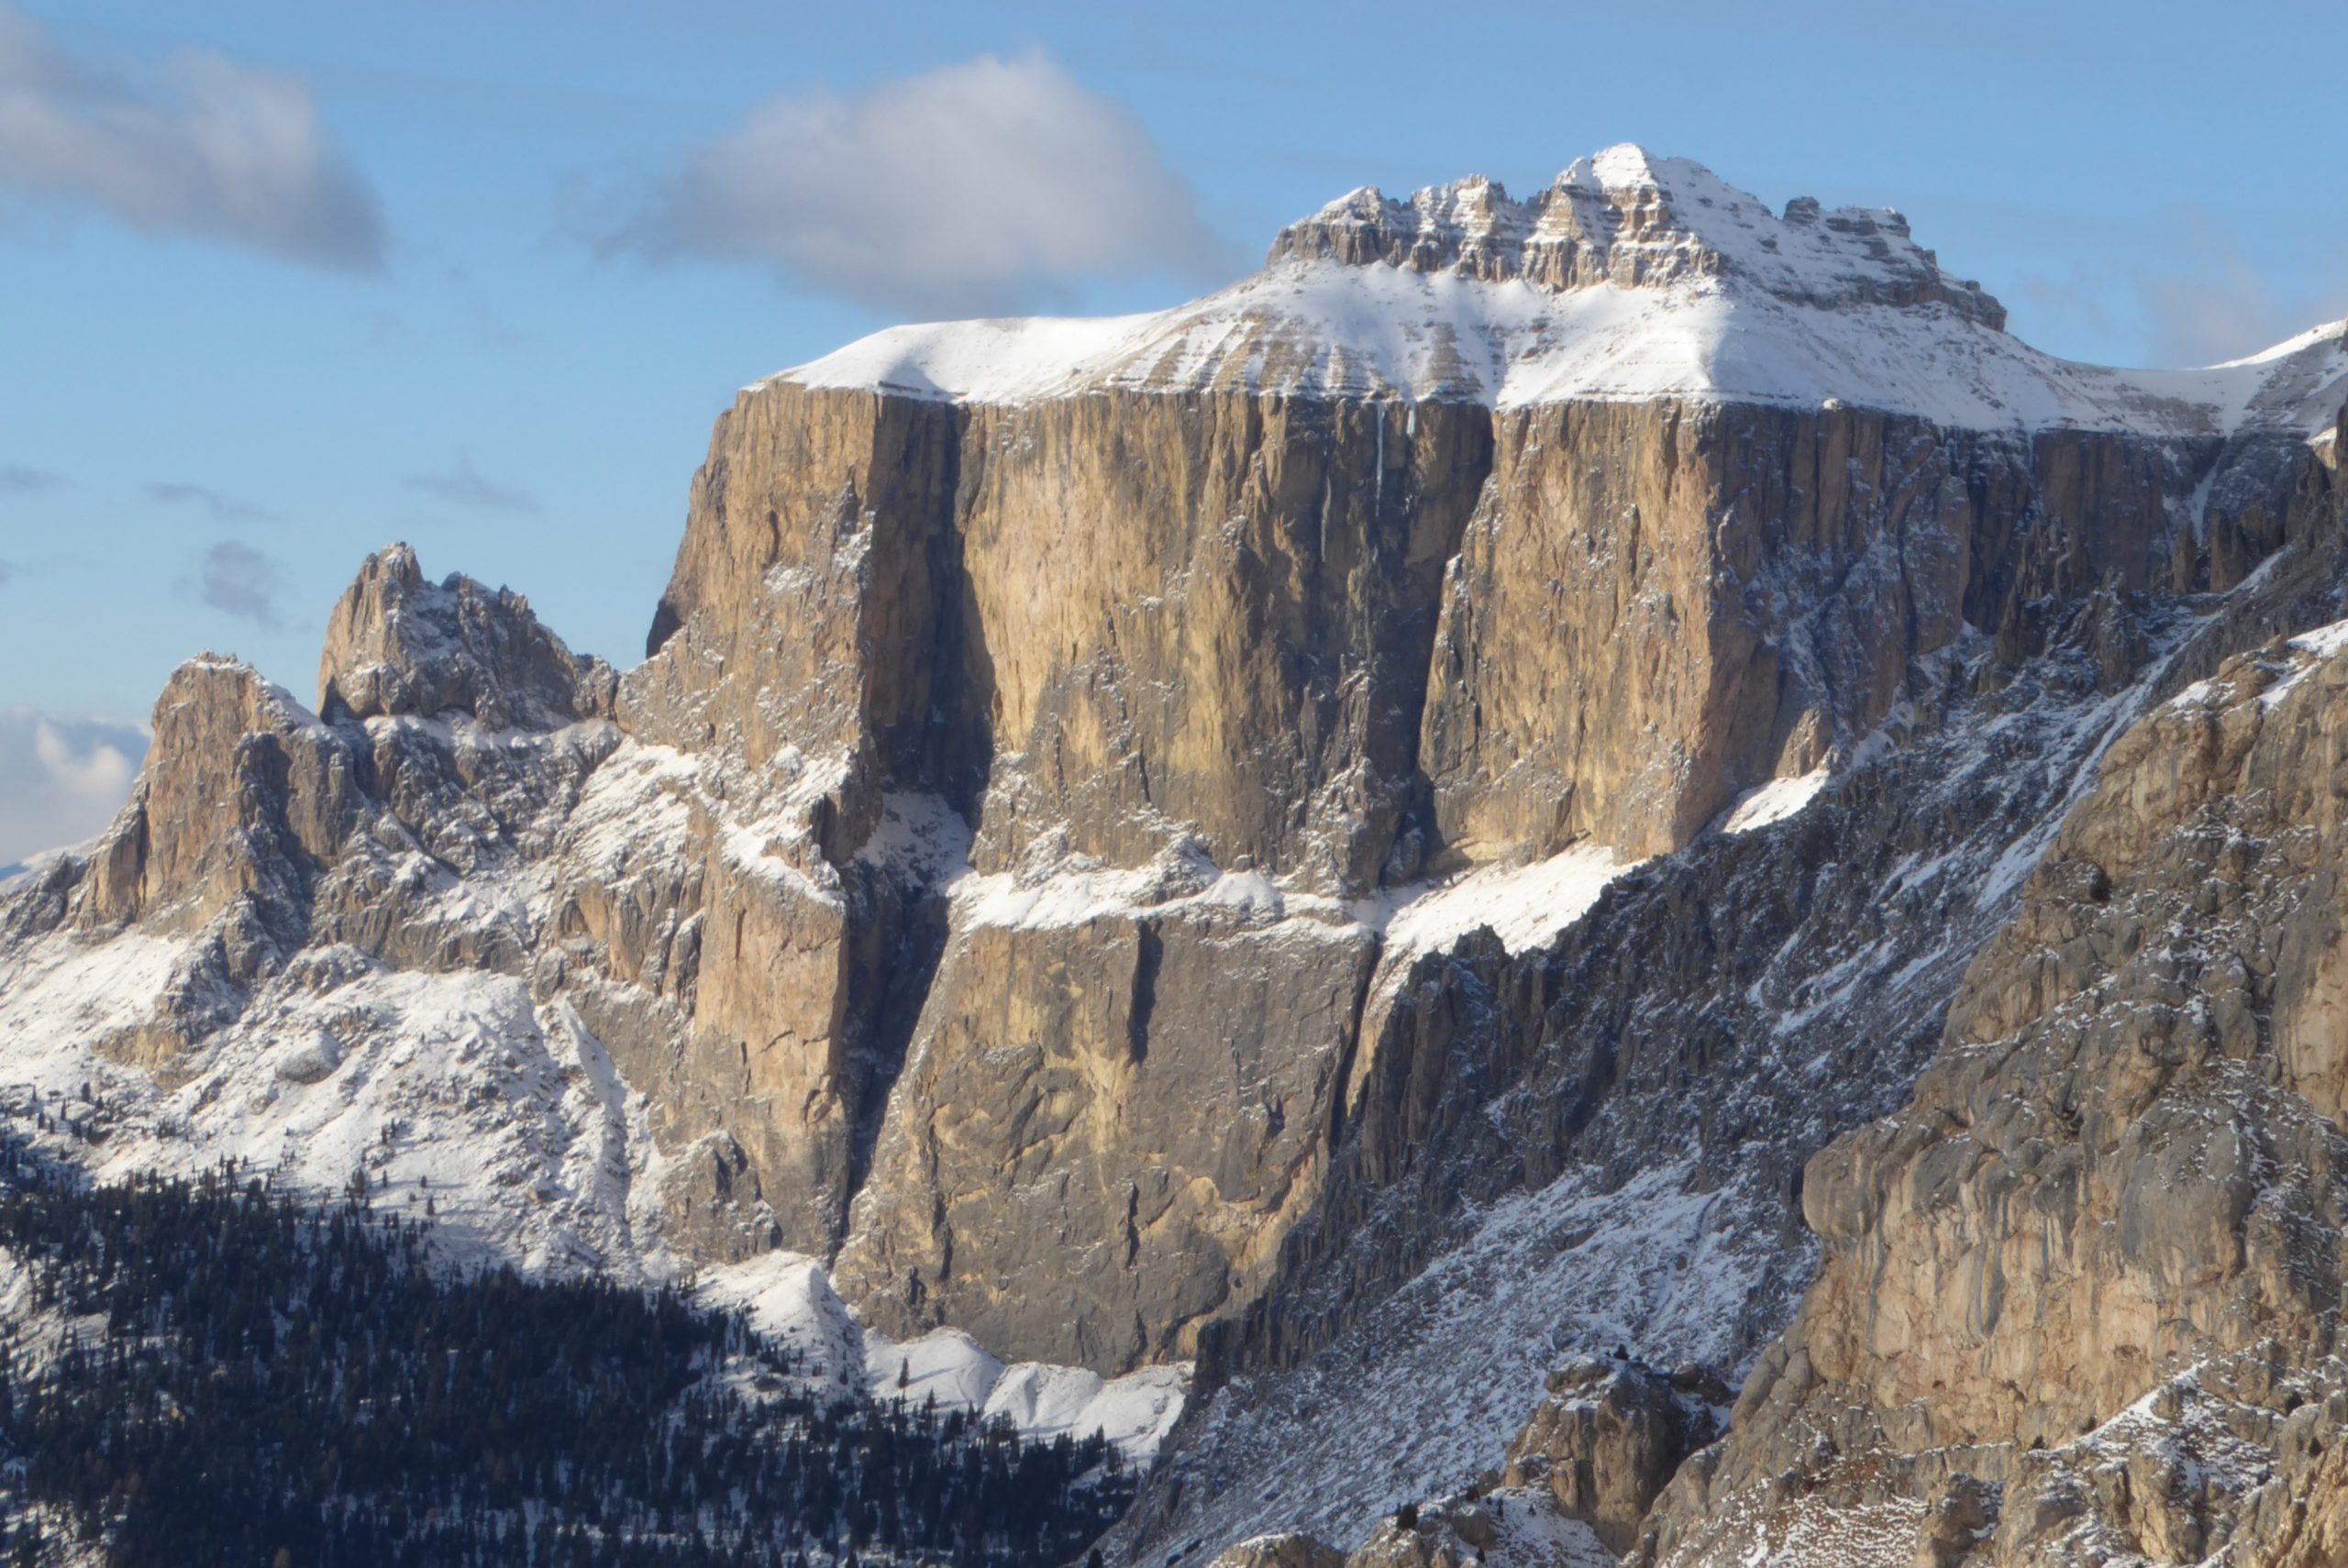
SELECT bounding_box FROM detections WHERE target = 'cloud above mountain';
[404,454,538,513]
[604,51,1227,317]
[144,480,278,525]
[180,539,285,627]
[0,709,147,867]
[0,6,383,270]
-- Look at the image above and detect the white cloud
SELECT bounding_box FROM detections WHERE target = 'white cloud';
[2124,205,2343,367]
[606,51,1228,316]
[0,6,383,270]
[404,453,537,513]
[180,538,285,627]
[144,479,278,524]
[2139,254,2339,368]
[0,709,147,867]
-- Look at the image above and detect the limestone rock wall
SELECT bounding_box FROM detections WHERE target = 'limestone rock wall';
[641,386,1495,890]
[81,659,355,943]
[12,373,2329,1398]
[646,382,2261,882]
[1422,404,2230,862]
[836,907,1379,1367]
[615,379,2279,1364]
[70,659,359,1067]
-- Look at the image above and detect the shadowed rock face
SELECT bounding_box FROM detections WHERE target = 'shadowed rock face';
[1641,428,2348,1568]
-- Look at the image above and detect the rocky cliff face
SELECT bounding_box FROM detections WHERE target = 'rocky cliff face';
[1641,442,2348,1567]
[629,379,2287,1370]
[6,143,2348,1568]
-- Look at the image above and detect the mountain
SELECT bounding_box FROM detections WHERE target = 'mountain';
[5,144,2348,1566]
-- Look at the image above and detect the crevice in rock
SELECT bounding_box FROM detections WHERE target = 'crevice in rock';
[1129,920,1163,1066]
[917,410,993,818]
[837,878,953,1239]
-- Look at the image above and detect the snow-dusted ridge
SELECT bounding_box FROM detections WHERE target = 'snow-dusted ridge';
[773,144,2348,438]
[0,711,1202,1464]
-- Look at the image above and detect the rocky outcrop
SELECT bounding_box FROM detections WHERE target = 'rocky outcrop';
[1237,1485,1625,1568]
[1501,1359,1722,1554]
[70,659,358,1066]
[81,659,353,942]
[1207,1535,1347,1568]
[1341,1506,1502,1568]
[320,543,617,729]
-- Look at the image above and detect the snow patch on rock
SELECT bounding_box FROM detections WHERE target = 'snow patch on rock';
[1718,765,1831,834]
[1371,844,1636,962]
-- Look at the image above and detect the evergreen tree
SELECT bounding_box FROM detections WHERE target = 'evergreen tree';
[0,1128,1136,1568]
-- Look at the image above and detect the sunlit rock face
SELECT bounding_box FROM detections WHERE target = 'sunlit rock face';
[9,141,2348,1568]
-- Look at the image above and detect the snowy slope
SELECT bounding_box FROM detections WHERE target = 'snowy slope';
[776,146,2348,438]
[869,793,1656,980]
[698,1251,1190,1462]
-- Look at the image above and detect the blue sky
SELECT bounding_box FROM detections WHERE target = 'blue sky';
[3,0,2344,861]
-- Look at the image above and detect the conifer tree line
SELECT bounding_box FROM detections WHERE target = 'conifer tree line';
[0,1130,1135,1567]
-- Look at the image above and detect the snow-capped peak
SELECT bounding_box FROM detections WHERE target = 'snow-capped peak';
[772,146,2348,440]
[1266,142,2005,326]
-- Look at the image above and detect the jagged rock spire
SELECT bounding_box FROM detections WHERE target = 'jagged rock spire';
[317,542,616,730]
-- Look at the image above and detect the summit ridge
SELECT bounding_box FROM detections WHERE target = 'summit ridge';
[780,144,2348,436]
[1268,143,2004,325]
